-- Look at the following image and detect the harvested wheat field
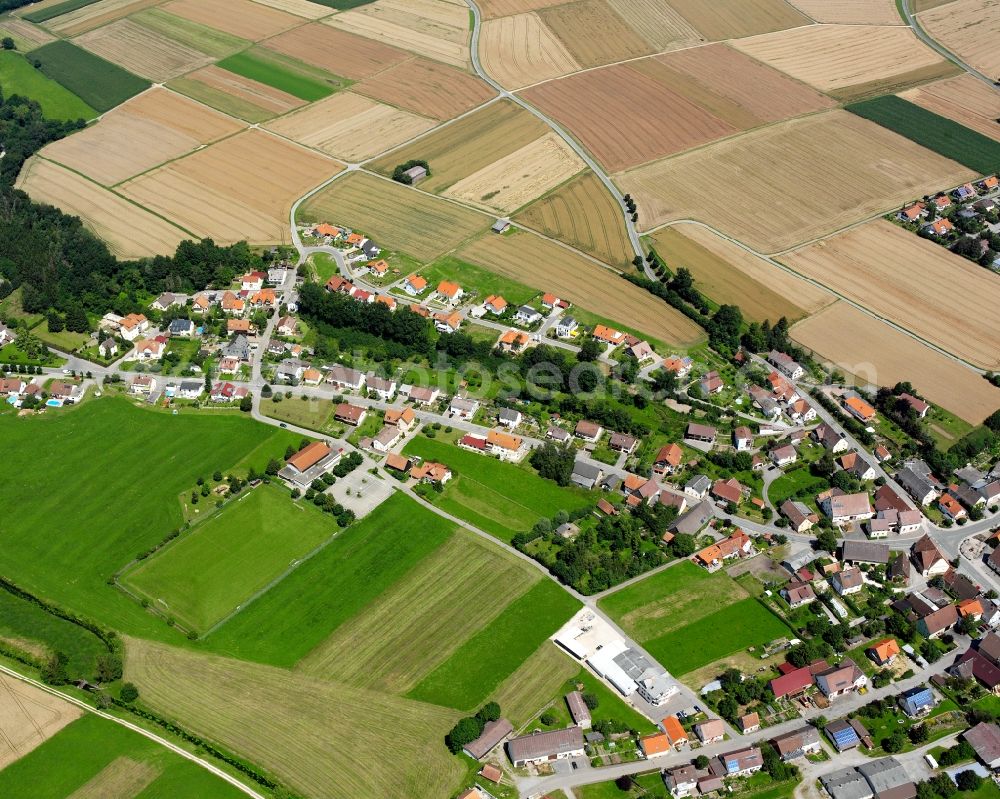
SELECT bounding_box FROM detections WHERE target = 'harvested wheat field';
[914,0,956,9]
[250,0,333,18]
[901,74,1000,142]
[119,130,339,244]
[781,220,1000,369]
[650,224,833,323]
[353,57,494,121]
[126,638,464,799]
[0,672,82,770]
[479,12,580,89]
[42,88,243,186]
[523,63,738,172]
[325,0,471,70]
[666,0,810,39]
[266,92,435,162]
[787,0,903,24]
[369,99,550,193]
[606,0,702,51]
[162,0,301,41]
[479,0,565,16]
[514,170,633,266]
[299,172,489,262]
[264,23,411,80]
[68,757,161,799]
[0,18,55,50]
[792,302,1000,423]
[458,231,705,346]
[731,25,954,100]
[619,110,974,253]
[536,0,653,69]
[444,132,583,213]
[45,0,162,36]
[170,65,305,122]
[652,43,835,126]
[17,157,187,257]
[919,0,1000,82]
[75,18,212,82]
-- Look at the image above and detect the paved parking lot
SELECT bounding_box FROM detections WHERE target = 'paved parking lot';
[324,467,394,518]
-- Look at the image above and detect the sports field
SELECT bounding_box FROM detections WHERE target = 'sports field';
[402,435,594,542]
[124,484,336,634]
[31,40,149,113]
[202,492,456,665]
[0,398,301,638]
[217,47,346,101]
[847,94,1000,174]
[0,51,95,121]
[126,638,465,799]
[298,172,490,262]
[0,710,249,798]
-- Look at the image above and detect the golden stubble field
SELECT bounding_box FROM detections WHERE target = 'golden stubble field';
[43,0,163,36]
[162,0,302,41]
[0,672,82,770]
[264,22,411,80]
[665,0,810,39]
[479,11,580,89]
[780,219,1000,370]
[792,302,1000,424]
[353,57,495,120]
[919,0,1000,80]
[171,65,306,122]
[618,110,975,254]
[901,74,1000,142]
[787,0,902,24]
[75,17,213,81]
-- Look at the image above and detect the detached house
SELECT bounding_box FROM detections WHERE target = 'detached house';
[768,350,804,380]
[436,281,463,306]
[782,581,816,609]
[575,419,603,443]
[514,305,542,326]
[118,313,148,341]
[832,567,863,596]
[403,275,428,296]
[815,659,867,699]
[653,443,683,476]
[911,535,949,578]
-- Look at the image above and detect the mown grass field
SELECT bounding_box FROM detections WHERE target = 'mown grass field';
[0,398,301,638]
[408,578,579,710]
[32,40,149,113]
[217,47,347,102]
[0,51,94,120]
[847,95,1000,175]
[21,0,99,23]
[0,712,248,798]
[488,641,579,726]
[419,255,538,307]
[202,492,455,666]
[124,484,336,634]
[402,435,593,542]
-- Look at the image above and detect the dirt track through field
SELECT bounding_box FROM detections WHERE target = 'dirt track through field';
[0,672,81,770]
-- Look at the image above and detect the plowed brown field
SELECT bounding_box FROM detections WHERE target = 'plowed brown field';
[264,23,412,80]
[537,0,652,68]
[792,302,1000,423]
[353,57,494,120]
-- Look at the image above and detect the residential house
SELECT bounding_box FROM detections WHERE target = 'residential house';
[249,288,276,309]
[324,275,353,295]
[334,403,366,427]
[546,425,571,443]
[781,500,819,533]
[695,719,725,745]
[954,182,978,201]
[541,293,563,310]
[403,275,427,296]
[960,598,985,622]
[899,393,929,418]
[840,540,890,566]
[750,385,782,419]
[609,432,638,454]
[433,311,462,334]
[733,427,753,451]
[964,723,1000,769]
[700,370,723,395]
[668,500,715,536]
[463,718,514,761]
[653,443,683,476]
[240,271,266,291]
[833,567,863,596]
[899,685,935,718]
[874,483,911,513]
[575,419,603,443]
[410,461,452,485]
[684,474,712,499]
[514,305,542,326]
[506,728,585,767]
[486,430,523,461]
[694,529,753,571]
[739,713,761,734]
[497,329,530,353]
[479,295,507,316]
[782,581,816,609]
[227,319,250,335]
[771,727,822,761]
[685,423,717,445]
[787,398,816,423]
[210,382,249,403]
[843,395,876,423]
[168,318,195,338]
[825,719,870,753]
[897,202,927,222]
[768,350,804,380]
[365,374,396,401]
[711,478,744,506]
[663,765,698,798]
[911,534,949,577]
[924,217,955,237]
[592,325,625,346]
[98,339,118,358]
[626,340,655,362]
[555,316,578,338]
[326,365,366,391]
[838,452,877,481]
[713,747,763,778]
[771,444,797,468]
[133,338,166,361]
[275,358,308,383]
[497,408,522,428]
[659,716,689,750]
[220,291,245,316]
[768,371,799,402]
[868,638,901,667]
[917,604,959,639]
[436,281,463,306]
[815,659,867,699]
[128,375,156,396]
[662,355,693,378]
[565,691,591,729]
[571,461,603,489]
[822,491,874,525]
[449,396,480,420]
[939,492,967,521]
[813,423,849,453]
[407,385,439,405]
[118,313,148,341]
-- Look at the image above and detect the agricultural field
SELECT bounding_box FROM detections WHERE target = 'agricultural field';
[488,640,578,725]
[29,0,160,35]
[444,132,583,213]
[251,0,335,16]
[536,0,653,69]
[265,92,436,161]
[515,171,634,267]
[605,0,701,51]
[130,7,251,58]
[787,0,902,24]
[619,110,974,254]
[123,484,336,634]
[324,0,471,69]
[298,171,489,262]
[0,673,81,771]
[918,0,1000,81]
[781,220,1000,370]
[0,51,94,121]
[664,0,810,39]
[75,18,213,82]
[847,94,1000,174]
[31,40,149,113]
[0,17,55,50]
[457,230,703,347]
[369,100,550,193]
[648,225,834,323]
[901,73,1000,144]
[169,66,307,122]
[0,397,301,638]
[40,88,243,186]
[264,22,412,80]
[216,47,347,101]
[420,254,539,305]
[478,11,580,89]
[16,157,188,258]
[0,707,263,798]
[402,435,594,543]
[353,56,495,120]
[126,638,465,799]
[730,24,956,101]
[162,0,302,41]
[791,301,1000,424]
[119,129,340,244]
[479,0,566,16]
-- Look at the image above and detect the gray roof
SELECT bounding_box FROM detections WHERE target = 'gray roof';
[857,757,912,795]
[841,540,890,564]
[506,727,584,763]
[821,767,874,799]
[464,718,514,760]
[965,722,1000,766]
[168,318,193,332]
[670,500,714,535]
[178,380,202,392]
[223,334,250,360]
[516,305,541,318]
[498,407,520,422]
[685,474,711,494]
[571,461,602,487]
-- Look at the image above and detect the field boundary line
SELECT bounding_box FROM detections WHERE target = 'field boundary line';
[0,664,268,799]
[901,0,998,88]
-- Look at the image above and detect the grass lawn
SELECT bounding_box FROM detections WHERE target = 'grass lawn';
[862,699,964,755]
[420,255,538,306]
[927,405,974,451]
[0,51,95,120]
[202,492,455,666]
[0,713,248,798]
[408,579,580,710]
[31,318,91,352]
[346,409,383,447]
[31,40,149,113]
[123,484,337,634]
[0,397,300,639]
[0,341,65,367]
[575,771,667,799]
[403,435,592,542]
[216,47,347,102]
[262,397,341,435]
[310,252,340,283]
[566,667,658,734]
[768,467,828,507]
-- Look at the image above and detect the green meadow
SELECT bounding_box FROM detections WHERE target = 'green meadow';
[0,51,94,120]
[217,48,348,102]
[32,41,148,113]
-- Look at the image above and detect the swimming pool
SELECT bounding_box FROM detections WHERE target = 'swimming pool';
[46,398,63,407]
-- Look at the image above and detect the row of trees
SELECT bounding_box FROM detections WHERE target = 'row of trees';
[444,702,501,753]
